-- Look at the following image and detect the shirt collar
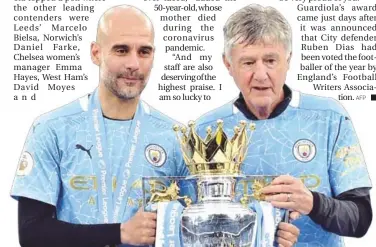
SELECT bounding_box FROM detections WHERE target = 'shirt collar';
[234,85,292,120]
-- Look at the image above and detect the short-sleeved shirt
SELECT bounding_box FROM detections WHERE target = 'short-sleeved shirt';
[11,94,188,226]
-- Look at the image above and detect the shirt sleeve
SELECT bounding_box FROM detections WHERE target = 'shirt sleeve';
[308,187,372,237]
[18,197,121,247]
[329,116,372,196]
[10,119,61,206]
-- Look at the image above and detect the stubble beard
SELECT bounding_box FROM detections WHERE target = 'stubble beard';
[101,69,146,101]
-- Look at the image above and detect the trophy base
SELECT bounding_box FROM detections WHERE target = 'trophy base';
[181,202,256,247]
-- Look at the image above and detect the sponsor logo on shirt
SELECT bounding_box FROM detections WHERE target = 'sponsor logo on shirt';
[293,139,316,162]
[145,144,166,167]
[69,177,142,191]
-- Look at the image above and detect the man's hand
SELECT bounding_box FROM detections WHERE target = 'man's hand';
[120,208,157,246]
[289,211,301,222]
[261,175,314,215]
[276,222,300,247]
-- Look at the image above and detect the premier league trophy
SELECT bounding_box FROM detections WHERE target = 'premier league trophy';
[142,120,283,247]
[175,120,256,247]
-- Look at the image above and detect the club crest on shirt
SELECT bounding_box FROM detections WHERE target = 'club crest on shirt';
[145,144,166,167]
[293,139,316,162]
[16,151,34,176]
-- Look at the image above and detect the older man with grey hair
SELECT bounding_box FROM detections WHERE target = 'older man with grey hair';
[195,4,372,247]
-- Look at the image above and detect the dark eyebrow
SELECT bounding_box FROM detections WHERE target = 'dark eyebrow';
[111,44,129,51]
[111,44,154,51]
[139,45,154,52]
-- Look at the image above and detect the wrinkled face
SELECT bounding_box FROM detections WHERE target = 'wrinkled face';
[224,41,291,118]
[91,13,154,100]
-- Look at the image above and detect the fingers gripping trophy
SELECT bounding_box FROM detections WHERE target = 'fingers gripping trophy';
[143,120,284,247]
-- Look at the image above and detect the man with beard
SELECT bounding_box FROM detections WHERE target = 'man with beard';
[195,4,372,247]
[11,5,189,247]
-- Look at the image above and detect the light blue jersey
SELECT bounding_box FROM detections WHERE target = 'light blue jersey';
[11,88,188,231]
[195,90,372,247]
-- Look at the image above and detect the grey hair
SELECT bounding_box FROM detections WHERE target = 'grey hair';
[223,4,292,59]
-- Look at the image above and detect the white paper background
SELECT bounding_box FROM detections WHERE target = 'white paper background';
[1,0,375,246]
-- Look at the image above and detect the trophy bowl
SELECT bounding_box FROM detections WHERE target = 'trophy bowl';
[181,175,257,247]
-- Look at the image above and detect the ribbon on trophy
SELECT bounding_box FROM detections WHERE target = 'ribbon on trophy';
[250,201,287,247]
[155,201,185,247]
[143,177,193,247]
[88,88,148,224]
